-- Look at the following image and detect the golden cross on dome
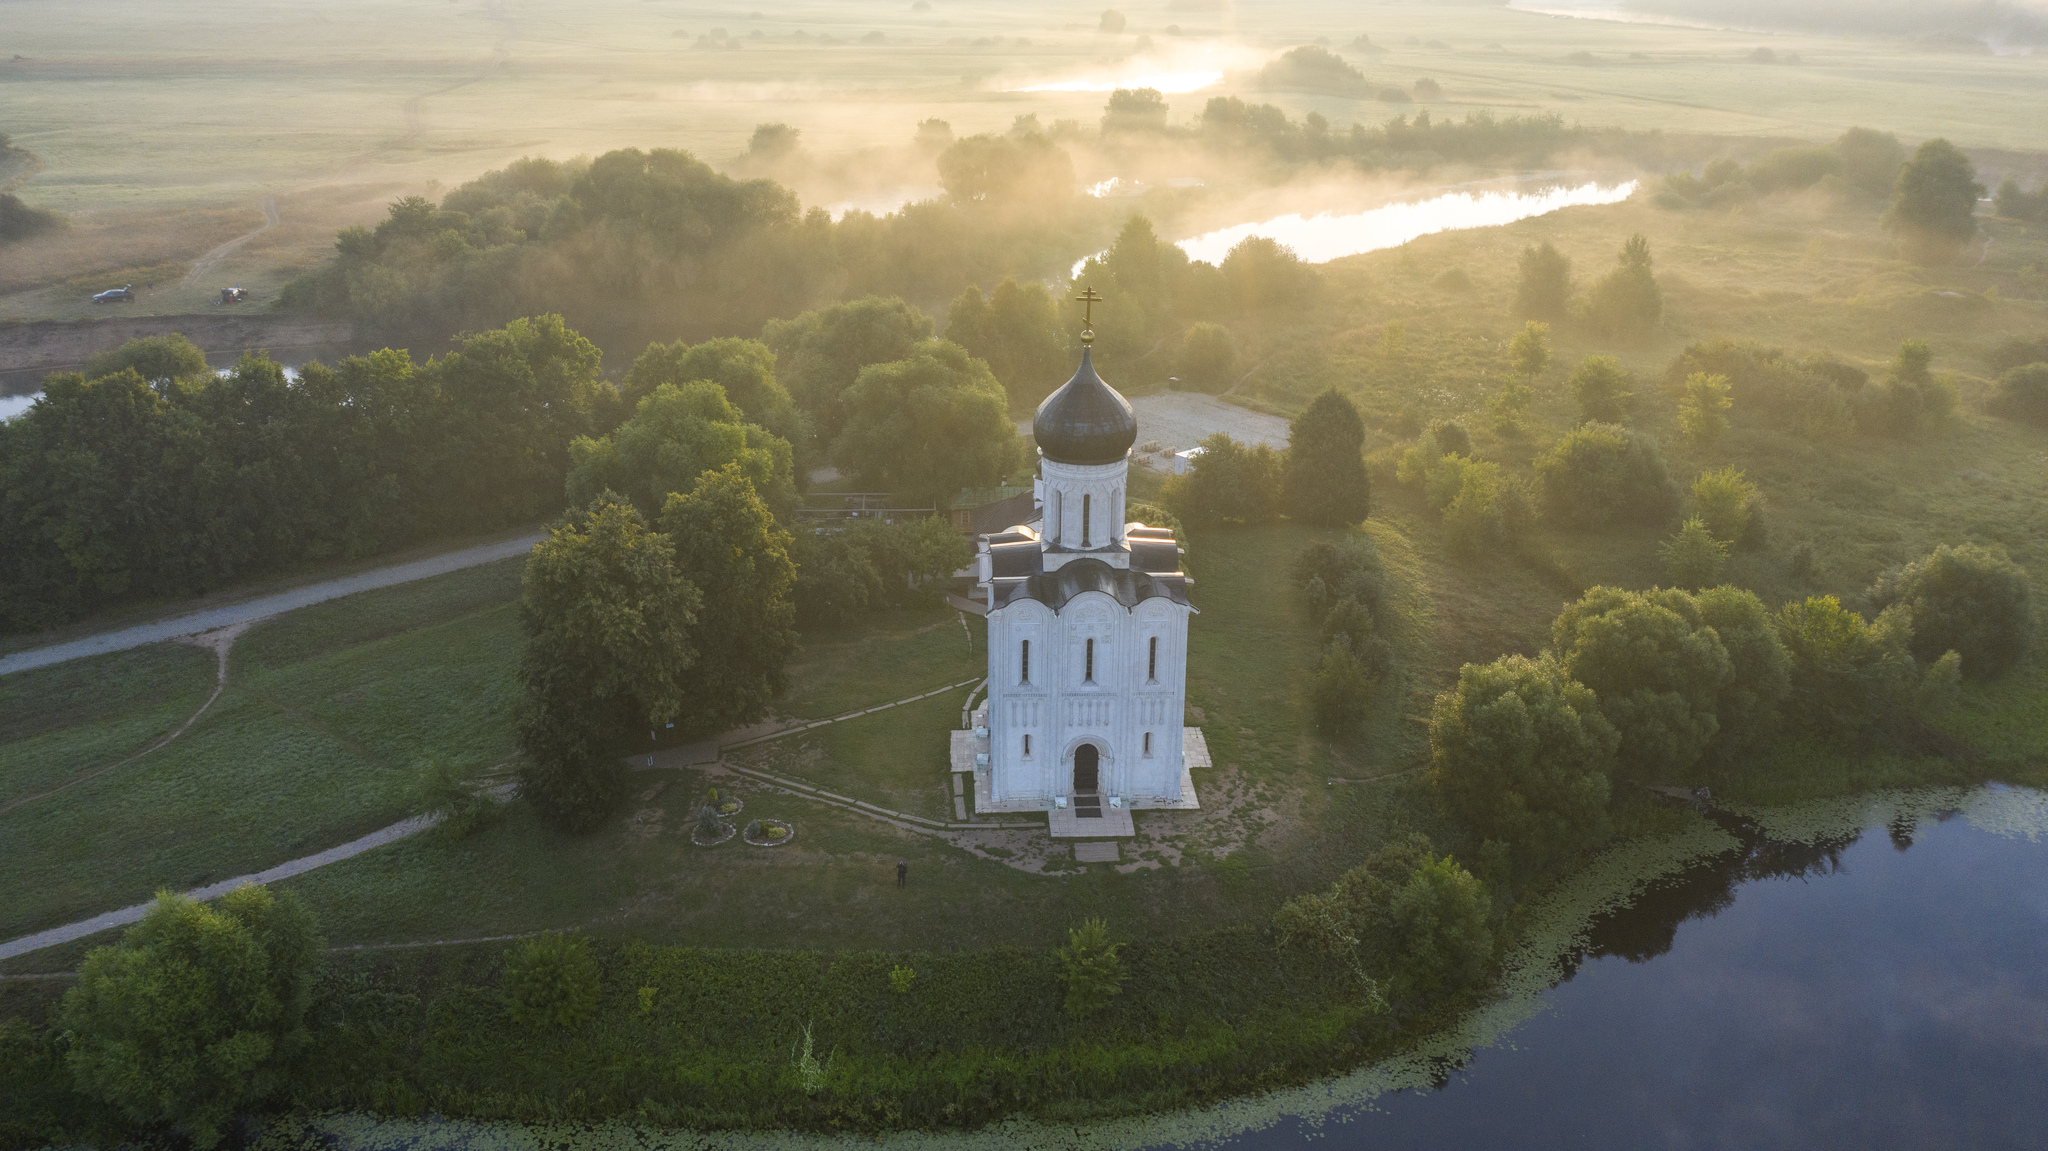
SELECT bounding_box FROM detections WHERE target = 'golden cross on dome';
[1072,286,1103,345]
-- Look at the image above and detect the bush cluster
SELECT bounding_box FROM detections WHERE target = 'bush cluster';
[1293,535,1397,736]
[1429,545,2029,875]
[1273,834,1493,1009]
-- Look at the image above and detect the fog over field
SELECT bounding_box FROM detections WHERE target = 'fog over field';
[4,0,2047,326]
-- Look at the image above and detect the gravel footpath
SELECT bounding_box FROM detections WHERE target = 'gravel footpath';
[0,534,543,677]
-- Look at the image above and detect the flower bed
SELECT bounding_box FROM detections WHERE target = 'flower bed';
[691,822,736,847]
[742,819,795,847]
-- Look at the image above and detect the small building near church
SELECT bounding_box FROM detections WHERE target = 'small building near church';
[951,339,1208,835]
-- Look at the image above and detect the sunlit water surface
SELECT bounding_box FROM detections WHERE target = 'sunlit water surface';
[1073,180,1637,276]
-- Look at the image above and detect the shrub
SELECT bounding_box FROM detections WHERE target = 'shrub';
[1295,536,1396,734]
[414,755,503,839]
[1883,138,1984,262]
[889,965,916,993]
[1663,339,1858,442]
[1125,501,1185,547]
[1274,834,1433,1000]
[503,932,602,1029]
[1428,654,1618,870]
[1515,241,1573,321]
[1866,543,2035,678]
[59,887,323,1149]
[1658,518,1727,589]
[1774,596,1918,736]
[1677,371,1733,448]
[1054,918,1126,1016]
[1550,587,1733,781]
[1390,854,1493,1001]
[1533,423,1680,527]
[1990,362,2048,426]
[1855,338,1956,439]
[1581,233,1662,338]
[1568,355,1634,424]
[1162,432,1283,525]
[1689,467,1761,547]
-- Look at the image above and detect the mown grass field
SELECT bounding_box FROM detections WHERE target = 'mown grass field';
[0,559,526,945]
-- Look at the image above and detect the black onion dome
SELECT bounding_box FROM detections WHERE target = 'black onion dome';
[1032,349,1136,465]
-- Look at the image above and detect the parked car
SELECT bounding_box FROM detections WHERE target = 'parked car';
[217,286,249,305]
[91,284,134,304]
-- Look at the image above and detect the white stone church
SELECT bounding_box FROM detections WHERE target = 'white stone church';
[951,341,1208,836]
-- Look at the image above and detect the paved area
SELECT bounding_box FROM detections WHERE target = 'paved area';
[0,533,543,677]
[1074,841,1121,863]
[0,813,440,961]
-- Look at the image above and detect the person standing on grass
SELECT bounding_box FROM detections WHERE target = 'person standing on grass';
[897,859,908,888]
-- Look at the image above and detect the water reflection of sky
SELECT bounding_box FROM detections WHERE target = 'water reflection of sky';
[0,392,39,421]
[1194,799,2048,1150]
[1072,181,1637,277]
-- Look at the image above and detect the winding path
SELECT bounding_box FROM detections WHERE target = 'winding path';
[177,196,279,289]
[0,533,543,678]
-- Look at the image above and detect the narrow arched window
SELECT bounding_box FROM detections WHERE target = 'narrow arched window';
[1148,636,1158,681]
[1023,733,1032,757]
[1085,637,1095,682]
[1144,731,1153,755]
[1020,639,1030,684]
[1081,493,1092,547]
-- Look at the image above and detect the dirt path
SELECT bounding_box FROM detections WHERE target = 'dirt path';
[0,533,541,677]
[177,196,279,289]
[0,623,249,815]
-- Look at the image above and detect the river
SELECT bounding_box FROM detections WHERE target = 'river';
[1180,786,2048,1150]
[1073,180,1639,276]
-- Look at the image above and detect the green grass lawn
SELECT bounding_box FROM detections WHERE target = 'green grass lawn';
[0,643,218,802]
[0,561,525,943]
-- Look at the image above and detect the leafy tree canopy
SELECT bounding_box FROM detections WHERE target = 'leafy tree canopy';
[1550,586,1733,781]
[60,887,322,1149]
[1284,388,1372,528]
[1867,543,2033,678]
[832,340,1021,507]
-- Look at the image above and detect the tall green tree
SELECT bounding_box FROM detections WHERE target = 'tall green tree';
[516,497,701,831]
[1883,138,1984,261]
[566,381,794,521]
[82,333,208,391]
[1515,241,1573,322]
[761,296,933,430]
[1866,543,2034,678]
[659,464,799,730]
[60,887,322,1150]
[1657,518,1727,589]
[620,336,802,447]
[436,314,609,524]
[1550,586,1733,782]
[1429,654,1619,870]
[832,340,1020,506]
[944,278,1072,406]
[1284,388,1372,527]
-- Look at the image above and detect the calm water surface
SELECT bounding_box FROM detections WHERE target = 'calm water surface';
[1197,797,2048,1151]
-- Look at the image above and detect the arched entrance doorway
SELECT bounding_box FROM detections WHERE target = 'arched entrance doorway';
[1073,743,1100,793]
